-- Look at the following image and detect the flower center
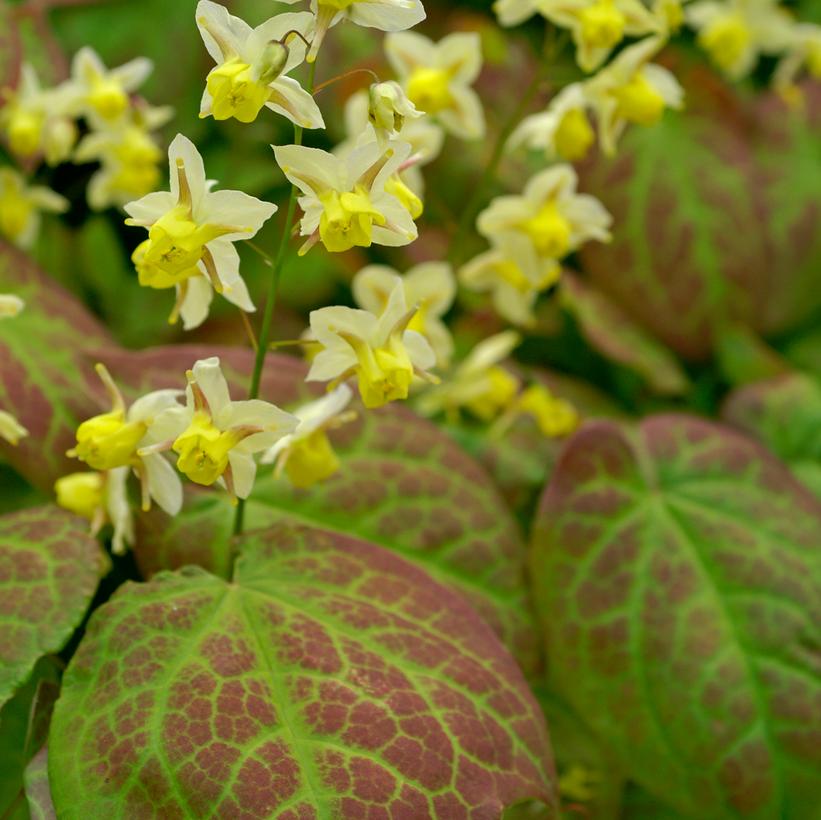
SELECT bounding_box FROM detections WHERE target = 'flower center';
[520,200,572,258]
[699,14,751,73]
[612,72,666,125]
[578,0,626,50]
[73,411,147,471]
[55,472,104,521]
[173,411,242,486]
[207,57,272,123]
[516,385,579,437]
[88,77,129,120]
[0,175,33,243]
[554,108,595,161]
[7,108,44,158]
[319,186,386,253]
[341,332,415,409]
[406,67,453,114]
[110,130,163,197]
[284,431,340,488]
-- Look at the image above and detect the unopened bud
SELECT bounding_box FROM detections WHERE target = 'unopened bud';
[255,41,289,85]
[368,81,422,135]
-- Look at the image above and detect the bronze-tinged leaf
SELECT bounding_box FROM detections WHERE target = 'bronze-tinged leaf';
[722,372,821,498]
[0,506,108,708]
[0,240,113,491]
[559,274,690,396]
[24,746,56,820]
[49,522,558,818]
[531,415,821,818]
[124,346,540,674]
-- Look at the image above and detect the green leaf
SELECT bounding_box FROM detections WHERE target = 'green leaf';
[50,522,558,818]
[620,782,690,820]
[560,274,690,396]
[0,657,60,819]
[120,345,540,673]
[0,240,113,492]
[24,746,55,820]
[714,323,792,387]
[531,415,821,818]
[722,373,821,498]
[0,506,108,708]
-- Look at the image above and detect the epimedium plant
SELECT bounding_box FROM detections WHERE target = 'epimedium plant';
[0,0,820,817]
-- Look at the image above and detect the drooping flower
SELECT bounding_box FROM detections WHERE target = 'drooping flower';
[261,384,355,488]
[0,168,68,249]
[55,469,135,555]
[773,23,821,104]
[686,0,793,80]
[353,262,456,367]
[70,47,152,123]
[0,64,79,163]
[308,280,437,409]
[75,102,174,209]
[67,363,184,515]
[340,89,444,204]
[477,164,611,264]
[494,0,656,72]
[0,410,28,446]
[195,1,324,128]
[0,294,25,318]
[417,331,521,423]
[145,357,298,502]
[367,81,423,144]
[385,31,485,139]
[460,235,560,328]
[585,36,684,155]
[279,0,426,63]
[493,384,581,438]
[124,134,277,329]
[274,140,418,255]
[508,83,596,162]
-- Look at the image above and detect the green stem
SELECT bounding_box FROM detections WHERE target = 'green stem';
[233,61,316,537]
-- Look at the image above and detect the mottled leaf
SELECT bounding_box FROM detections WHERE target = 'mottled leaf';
[50,522,557,818]
[722,373,821,497]
[0,658,60,818]
[0,240,113,491]
[579,78,821,361]
[560,274,690,395]
[118,345,539,673]
[24,747,56,820]
[531,415,821,818]
[0,506,108,707]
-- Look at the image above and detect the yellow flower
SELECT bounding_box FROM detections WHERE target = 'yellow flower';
[494,0,656,72]
[508,83,596,162]
[461,235,560,327]
[67,363,184,515]
[0,64,79,163]
[274,140,418,255]
[196,1,324,128]
[279,0,426,63]
[499,384,580,437]
[686,0,793,80]
[308,280,437,409]
[147,357,298,501]
[55,468,135,555]
[477,164,611,264]
[353,262,456,366]
[417,331,522,423]
[125,134,277,329]
[261,384,355,488]
[585,36,684,155]
[70,47,152,122]
[385,31,485,139]
[0,168,68,250]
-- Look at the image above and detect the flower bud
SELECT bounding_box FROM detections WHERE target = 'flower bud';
[255,41,289,85]
[368,81,421,134]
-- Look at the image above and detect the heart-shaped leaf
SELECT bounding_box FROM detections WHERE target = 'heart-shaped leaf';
[119,345,540,673]
[531,415,821,818]
[0,240,113,491]
[560,274,690,396]
[722,373,821,498]
[50,521,558,818]
[0,505,108,708]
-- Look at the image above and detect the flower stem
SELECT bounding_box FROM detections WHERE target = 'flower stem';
[233,61,316,538]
